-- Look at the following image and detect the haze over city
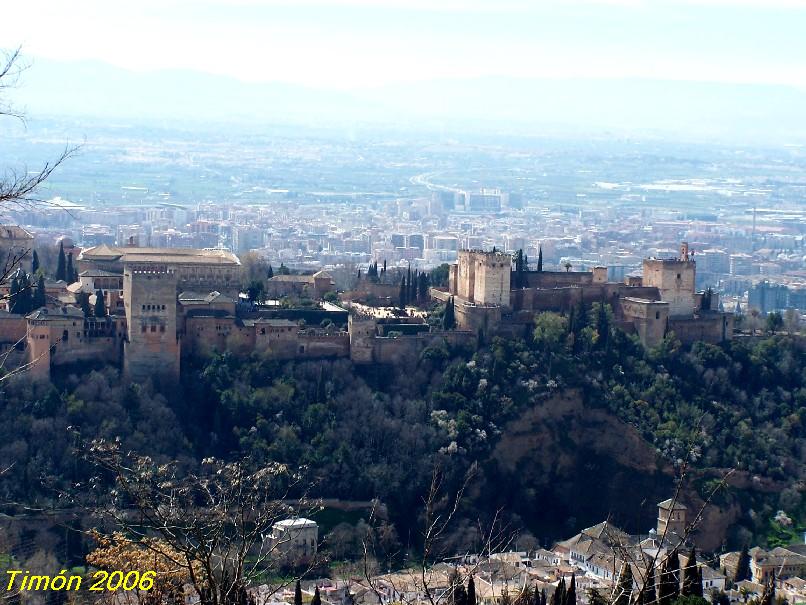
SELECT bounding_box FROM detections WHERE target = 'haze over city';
[1,3,806,605]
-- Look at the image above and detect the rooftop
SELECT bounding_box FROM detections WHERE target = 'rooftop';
[274,517,317,528]
[80,244,241,266]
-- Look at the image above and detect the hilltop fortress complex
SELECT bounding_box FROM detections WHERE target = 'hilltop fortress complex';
[10,240,731,382]
[436,241,732,346]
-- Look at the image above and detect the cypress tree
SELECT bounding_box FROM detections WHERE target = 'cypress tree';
[33,274,46,309]
[683,547,702,597]
[94,289,107,317]
[418,272,429,301]
[555,578,566,605]
[32,250,40,275]
[566,573,576,605]
[294,580,302,605]
[443,296,456,330]
[596,301,610,350]
[267,264,274,279]
[467,576,476,605]
[638,563,657,605]
[66,252,74,284]
[576,299,588,332]
[56,241,66,281]
[9,276,20,314]
[399,276,407,309]
[537,245,544,272]
[311,586,321,605]
[614,563,633,605]
[15,273,33,315]
[78,292,91,317]
[658,550,680,605]
[761,571,775,605]
[541,589,547,605]
[734,545,751,582]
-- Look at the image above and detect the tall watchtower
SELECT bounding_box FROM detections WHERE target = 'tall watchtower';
[123,263,180,383]
[642,242,696,317]
[473,251,511,307]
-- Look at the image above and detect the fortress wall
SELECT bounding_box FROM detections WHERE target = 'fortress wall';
[669,313,733,345]
[455,302,501,336]
[524,271,593,289]
[52,337,118,366]
[371,331,475,365]
[297,333,350,359]
[0,314,27,344]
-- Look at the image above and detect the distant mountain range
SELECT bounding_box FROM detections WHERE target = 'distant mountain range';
[12,57,806,143]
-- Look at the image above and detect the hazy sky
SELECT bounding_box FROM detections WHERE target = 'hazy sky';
[2,0,806,89]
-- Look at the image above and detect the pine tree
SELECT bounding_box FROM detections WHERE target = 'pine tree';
[56,241,67,281]
[566,573,576,605]
[683,547,702,597]
[267,264,274,279]
[467,576,477,605]
[66,252,74,284]
[294,581,302,605]
[537,245,544,272]
[734,545,751,582]
[33,274,46,309]
[95,289,107,317]
[614,563,633,605]
[311,586,321,605]
[32,250,40,274]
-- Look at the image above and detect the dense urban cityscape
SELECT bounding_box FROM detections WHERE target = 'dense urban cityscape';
[2,2,806,605]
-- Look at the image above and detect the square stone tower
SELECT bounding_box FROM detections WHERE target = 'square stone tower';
[473,251,511,306]
[123,263,180,383]
[454,250,511,306]
[657,498,687,540]
[642,242,696,317]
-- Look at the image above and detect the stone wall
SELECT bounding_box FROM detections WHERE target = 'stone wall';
[669,312,733,345]
[370,330,475,365]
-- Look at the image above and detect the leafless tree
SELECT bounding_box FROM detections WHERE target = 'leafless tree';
[360,461,515,605]
[1,46,75,216]
[0,47,77,379]
[76,438,321,605]
[602,434,734,605]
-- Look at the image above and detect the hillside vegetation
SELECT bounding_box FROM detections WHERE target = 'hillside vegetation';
[0,307,804,560]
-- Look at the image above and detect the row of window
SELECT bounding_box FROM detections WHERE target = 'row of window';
[141,304,167,311]
[141,325,167,333]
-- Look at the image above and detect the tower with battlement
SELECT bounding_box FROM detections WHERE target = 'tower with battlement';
[123,263,180,383]
[642,242,696,317]
[452,250,511,307]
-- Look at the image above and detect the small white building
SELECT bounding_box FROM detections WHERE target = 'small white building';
[269,518,318,562]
